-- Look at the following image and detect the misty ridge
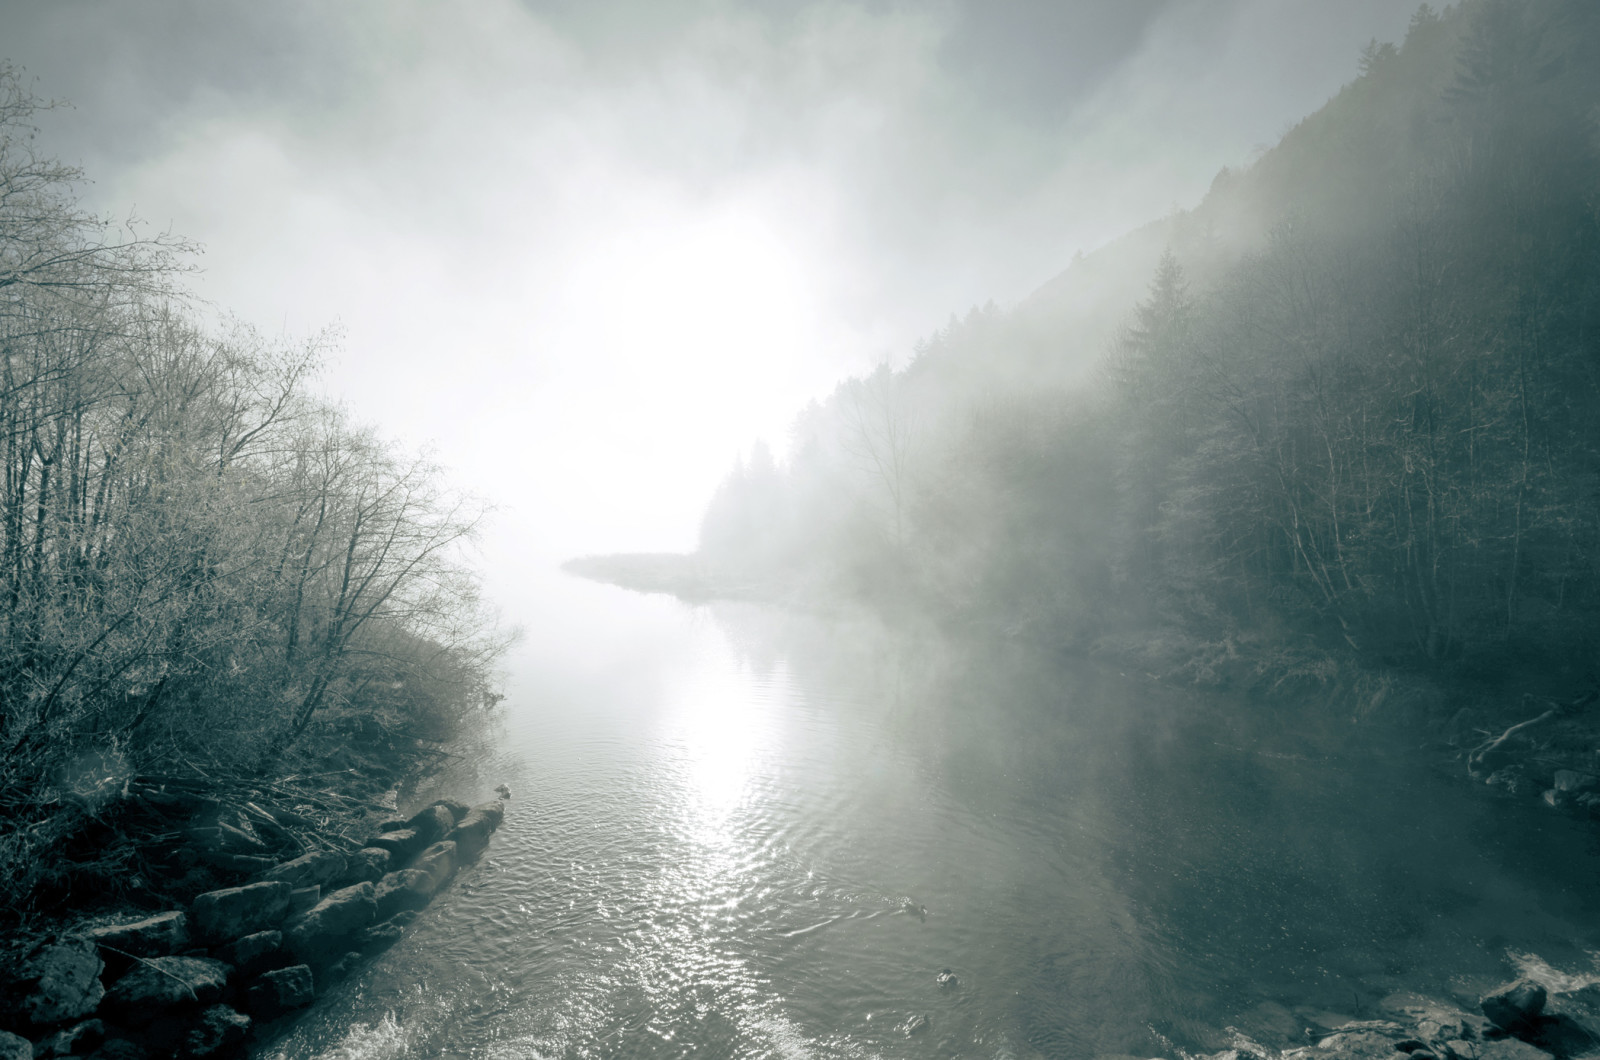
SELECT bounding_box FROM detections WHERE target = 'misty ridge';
[580,0,1600,704]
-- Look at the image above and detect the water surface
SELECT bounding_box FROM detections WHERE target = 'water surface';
[266,576,1600,1059]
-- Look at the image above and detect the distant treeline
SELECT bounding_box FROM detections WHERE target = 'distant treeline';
[698,1,1600,680]
[0,67,506,902]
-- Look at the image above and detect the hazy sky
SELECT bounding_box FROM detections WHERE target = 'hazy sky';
[0,0,1417,577]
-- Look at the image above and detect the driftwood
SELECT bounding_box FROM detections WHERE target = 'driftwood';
[1468,696,1561,775]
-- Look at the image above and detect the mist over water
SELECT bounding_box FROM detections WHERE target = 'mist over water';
[264,577,1600,1060]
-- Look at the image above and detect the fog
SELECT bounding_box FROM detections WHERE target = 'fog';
[1,0,1412,585]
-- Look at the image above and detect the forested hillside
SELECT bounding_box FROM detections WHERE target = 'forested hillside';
[697,0,1600,686]
[0,68,506,910]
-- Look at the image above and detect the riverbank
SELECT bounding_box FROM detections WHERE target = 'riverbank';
[0,725,513,1059]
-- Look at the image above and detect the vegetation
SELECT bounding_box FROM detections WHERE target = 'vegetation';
[0,66,508,917]
[694,0,1600,694]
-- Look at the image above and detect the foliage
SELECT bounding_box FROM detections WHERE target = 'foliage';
[0,66,508,910]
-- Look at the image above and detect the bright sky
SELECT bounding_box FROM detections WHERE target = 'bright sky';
[0,0,1418,586]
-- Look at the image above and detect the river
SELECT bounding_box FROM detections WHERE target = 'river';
[264,573,1600,1060]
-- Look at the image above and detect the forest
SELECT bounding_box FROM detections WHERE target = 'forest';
[695,0,1600,695]
[0,67,506,915]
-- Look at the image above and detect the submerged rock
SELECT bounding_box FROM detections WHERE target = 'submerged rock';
[900,1014,929,1037]
[182,1005,251,1058]
[217,930,283,978]
[373,869,436,920]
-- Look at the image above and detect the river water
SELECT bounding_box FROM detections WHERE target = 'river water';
[265,575,1600,1060]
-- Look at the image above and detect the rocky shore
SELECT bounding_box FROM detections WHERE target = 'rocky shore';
[0,790,509,1060]
[1210,976,1599,1060]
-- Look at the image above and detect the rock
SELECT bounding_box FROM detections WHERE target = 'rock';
[82,1040,147,1060]
[289,886,321,916]
[375,817,408,833]
[365,828,425,862]
[935,968,958,988]
[1306,1029,1407,1060]
[34,1019,104,1058]
[373,870,435,921]
[448,804,504,861]
[100,956,230,1026]
[190,881,292,943]
[1541,789,1564,809]
[182,1005,250,1058]
[407,804,456,847]
[332,848,391,887]
[217,930,282,978]
[85,912,188,959]
[900,1014,929,1037]
[1553,770,1597,793]
[430,798,470,822]
[14,937,105,1026]
[1449,1039,1553,1060]
[494,784,511,800]
[412,841,457,891]
[0,1030,30,1060]
[353,915,413,954]
[284,882,377,962]
[1482,980,1547,1031]
[246,965,314,1019]
[260,850,347,890]
[320,951,364,987]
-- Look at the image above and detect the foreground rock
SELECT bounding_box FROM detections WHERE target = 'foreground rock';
[1483,980,1548,1032]
[0,786,509,1058]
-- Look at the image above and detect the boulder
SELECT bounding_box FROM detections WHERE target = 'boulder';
[288,886,321,916]
[1483,980,1547,1032]
[1553,770,1598,793]
[1450,1039,1554,1060]
[407,804,456,846]
[81,1040,147,1060]
[353,912,417,955]
[13,936,105,1026]
[33,1019,104,1058]
[375,817,408,833]
[190,881,292,943]
[448,803,503,861]
[246,965,314,1019]
[217,930,282,978]
[332,848,391,887]
[284,882,377,962]
[260,850,347,890]
[100,956,230,1026]
[0,1030,30,1060]
[365,828,425,862]
[373,870,435,921]
[431,798,470,822]
[182,1005,251,1059]
[320,951,365,988]
[412,841,457,891]
[85,912,188,958]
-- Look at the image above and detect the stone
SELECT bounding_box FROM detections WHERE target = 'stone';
[448,804,503,861]
[375,817,408,833]
[15,937,105,1026]
[260,850,347,890]
[1482,980,1547,1031]
[100,956,230,1026]
[1541,789,1564,809]
[246,965,314,1019]
[1552,770,1598,793]
[1306,1029,1407,1060]
[412,840,457,891]
[354,916,410,954]
[407,804,456,846]
[365,828,425,862]
[900,1014,929,1037]
[321,951,365,987]
[34,1019,104,1058]
[1449,1040,1553,1060]
[374,869,436,921]
[0,1030,30,1060]
[217,930,282,978]
[289,885,321,916]
[85,912,188,958]
[284,882,377,962]
[190,881,292,943]
[182,1005,251,1058]
[332,847,391,887]
[82,1041,147,1060]
[430,798,470,822]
